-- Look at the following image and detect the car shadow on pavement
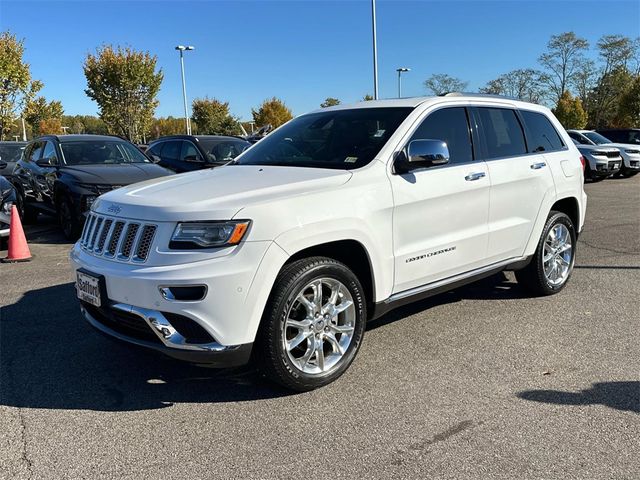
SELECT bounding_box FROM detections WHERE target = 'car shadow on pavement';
[367,272,529,331]
[0,283,292,412]
[517,382,640,413]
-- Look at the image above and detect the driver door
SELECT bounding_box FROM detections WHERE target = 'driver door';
[389,106,491,294]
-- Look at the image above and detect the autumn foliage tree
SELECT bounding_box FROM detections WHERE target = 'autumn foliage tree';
[252,97,293,128]
[24,96,64,136]
[0,31,43,139]
[191,98,240,135]
[553,91,588,129]
[84,45,163,142]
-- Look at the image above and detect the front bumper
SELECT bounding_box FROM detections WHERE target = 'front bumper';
[0,210,10,237]
[81,302,252,366]
[70,238,288,362]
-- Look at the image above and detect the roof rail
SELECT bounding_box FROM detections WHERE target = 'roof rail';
[439,92,520,101]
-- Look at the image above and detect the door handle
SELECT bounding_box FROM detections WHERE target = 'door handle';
[530,162,547,170]
[464,172,486,181]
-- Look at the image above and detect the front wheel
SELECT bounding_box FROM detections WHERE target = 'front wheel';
[516,211,576,296]
[255,257,366,391]
[58,197,82,240]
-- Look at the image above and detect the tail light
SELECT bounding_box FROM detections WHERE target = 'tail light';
[579,155,586,170]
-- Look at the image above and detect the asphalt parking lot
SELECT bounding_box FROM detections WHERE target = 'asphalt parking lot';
[1,176,638,480]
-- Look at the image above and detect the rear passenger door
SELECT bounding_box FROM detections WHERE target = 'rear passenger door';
[157,140,182,172]
[473,107,556,262]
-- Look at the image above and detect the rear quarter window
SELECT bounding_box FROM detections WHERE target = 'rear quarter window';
[521,110,565,153]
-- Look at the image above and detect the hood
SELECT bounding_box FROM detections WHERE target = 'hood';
[61,163,173,185]
[576,145,620,154]
[92,165,352,221]
[600,142,640,155]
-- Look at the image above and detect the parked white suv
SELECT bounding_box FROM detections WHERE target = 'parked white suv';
[71,94,587,391]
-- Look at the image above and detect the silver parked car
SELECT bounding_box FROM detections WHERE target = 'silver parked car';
[567,130,640,178]
[570,139,622,181]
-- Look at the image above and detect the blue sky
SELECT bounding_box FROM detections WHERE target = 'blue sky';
[2,0,639,121]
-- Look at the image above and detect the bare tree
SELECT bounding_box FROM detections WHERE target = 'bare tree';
[597,34,635,75]
[538,32,589,102]
[423,74,468,96]
[480,69,548,104]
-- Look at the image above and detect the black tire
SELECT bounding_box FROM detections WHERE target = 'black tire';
[58,196,82,240]
[255,256,367,391]
[16,189,38,224]
[516,211,576,296]
[621,169,639,178]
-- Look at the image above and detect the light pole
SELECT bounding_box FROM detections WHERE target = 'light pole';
[175,45,195,135]
[371,0,378,100]
[396,67,410,98]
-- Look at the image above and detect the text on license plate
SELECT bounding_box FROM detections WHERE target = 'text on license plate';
[76,271,101,307]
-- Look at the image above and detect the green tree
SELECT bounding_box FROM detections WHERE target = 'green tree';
[423,73,468,95]
[61,114,109,135]
[614,76,640,127]
[84,45,163,143]
[538,32,589,102]
[587,66,634,128]
[552,91,588,129]
[252,97,293,128]
[39,117,63,135]
[0,31,42,139]
[191,98,240,135]
[24,96,64,136]
[320,97,341,108]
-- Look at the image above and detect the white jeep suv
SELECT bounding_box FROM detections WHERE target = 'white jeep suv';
[71,94,587,391]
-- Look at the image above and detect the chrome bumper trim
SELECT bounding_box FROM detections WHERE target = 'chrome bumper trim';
[81,302,237,353]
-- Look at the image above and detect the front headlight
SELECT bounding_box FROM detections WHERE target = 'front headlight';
[170,220,250,249]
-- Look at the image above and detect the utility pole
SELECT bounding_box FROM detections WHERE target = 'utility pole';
[371,0,379,100]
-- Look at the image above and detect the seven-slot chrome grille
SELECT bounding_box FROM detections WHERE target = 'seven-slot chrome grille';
[80,213,157,263]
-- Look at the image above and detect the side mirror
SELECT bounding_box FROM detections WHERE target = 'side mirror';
[149,154,161,163]
[184,154,204,163]
[395,139,450,174]
[36,157,57,167]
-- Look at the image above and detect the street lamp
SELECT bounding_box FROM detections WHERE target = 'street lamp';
[175,45,195,135]
[396,67,410,98]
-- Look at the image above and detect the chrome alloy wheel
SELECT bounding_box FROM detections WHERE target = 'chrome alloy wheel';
[283,278,356,375]
[543,223,573,286]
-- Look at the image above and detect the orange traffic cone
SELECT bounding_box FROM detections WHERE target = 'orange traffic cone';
[2,204,32,263]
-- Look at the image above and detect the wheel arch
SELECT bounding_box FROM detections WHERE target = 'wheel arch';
[551,196,580,233]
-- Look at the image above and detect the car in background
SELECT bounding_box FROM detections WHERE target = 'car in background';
[13,135,174,239]
[596,128,640,146]
[570,138,622,181]
[1,175,17,242]
[0,141,27,179]
[146,135,250,173]
[567,129,640,178]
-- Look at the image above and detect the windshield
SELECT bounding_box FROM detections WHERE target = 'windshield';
[584,132,613,145]
[199,139,250,163]
[60,141,150,165]
[0,144,25,162]
[235,107,413,170]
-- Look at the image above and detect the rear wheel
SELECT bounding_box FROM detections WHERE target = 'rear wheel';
[256,257,366,391]
[15,189,38,224]
[516,211,576,296]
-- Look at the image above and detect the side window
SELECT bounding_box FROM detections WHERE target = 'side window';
[147,142,163,156]
[42,141,59,163]
[568,132,588,145]
[180,141,202,162]
[161,141,181,160]
[27,141,44,162]
[476,108,527,159]
[410,107,473,164]
[521,111,565,153]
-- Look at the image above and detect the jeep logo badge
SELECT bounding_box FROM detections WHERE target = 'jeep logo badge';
[107,204,122,215]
